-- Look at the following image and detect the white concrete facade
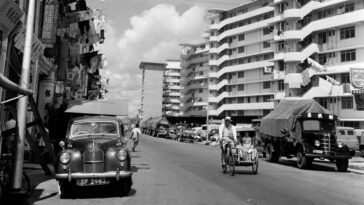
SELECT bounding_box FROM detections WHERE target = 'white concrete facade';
[207,0,281,118]
[180,40,210,116]
[163,59,183,117]
[270,0,364,128]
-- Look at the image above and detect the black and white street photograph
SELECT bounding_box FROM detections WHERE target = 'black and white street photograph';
[1,0,364,204]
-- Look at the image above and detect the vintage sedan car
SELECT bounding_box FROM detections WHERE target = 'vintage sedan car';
[180,129,194,143]
[55,116,132,198]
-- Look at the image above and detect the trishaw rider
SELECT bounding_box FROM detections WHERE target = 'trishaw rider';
[218,117,237,169]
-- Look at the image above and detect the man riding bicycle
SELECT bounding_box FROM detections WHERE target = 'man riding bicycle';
[217,117,237,169]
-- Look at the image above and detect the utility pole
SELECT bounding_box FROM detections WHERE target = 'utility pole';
[11,0,36,190]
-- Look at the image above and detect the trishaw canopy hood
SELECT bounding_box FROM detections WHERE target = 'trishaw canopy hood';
[259,99,332,137]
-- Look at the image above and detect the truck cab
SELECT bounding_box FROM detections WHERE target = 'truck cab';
[336,126,358,156]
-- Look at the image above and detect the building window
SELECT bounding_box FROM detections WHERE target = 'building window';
[238,46,245,53]
[263,41,270,48]
[262,2,269,7]
[278,41,285,51]
[341,73,350,83]
[263,82,271,89]
[199,71,203,76]
[278,80,284,91]
[247,97,251,103]
[278,60,284,71]
[199,89,203,93]
[318,54,327,65]
[345,3,354,12]
[199,63,204,67]
[341,97,353,109]
[238,71,244,78]
[238,98,244,103]
[263,95,272,102]
[238,34,245,41]
[263,27,271,35]
[318,32,327,44]
[256,96,260,102]
[278,3,285,13]
[238,84,244,91]
[341,49,356,62]
[340,26,355,39]
[318,98,328,109]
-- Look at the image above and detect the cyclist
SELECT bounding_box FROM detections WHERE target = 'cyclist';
[217,117,237,169]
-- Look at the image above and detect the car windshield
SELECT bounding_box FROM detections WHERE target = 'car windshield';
[303,120,335,132]
[70,121,119,138]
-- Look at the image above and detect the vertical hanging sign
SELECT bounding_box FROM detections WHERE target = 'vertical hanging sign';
[41,0,59,45]
[350,68,364,110]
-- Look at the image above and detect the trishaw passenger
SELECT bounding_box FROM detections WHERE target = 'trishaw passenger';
[236,132,257,161]
[218,117,237,168]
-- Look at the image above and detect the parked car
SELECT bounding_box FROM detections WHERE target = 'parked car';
[157,126,168,138]
[208,129,219,142]
[168,128,178,140]
[55,116,132,198]
[180,129,194,143]
[337,126,359,156]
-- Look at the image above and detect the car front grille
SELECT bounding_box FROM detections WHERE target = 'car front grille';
[321,134,336,154]
[83,149,104,173]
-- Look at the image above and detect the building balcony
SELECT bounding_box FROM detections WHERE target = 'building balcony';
[282,0,321,20]
[194,75,208,80]
[217,55,230,66]
[273,43,319,62]
[217,61,274,77]
[165,78,180,83]
[208,91,228,103]
[217,43,229,54]
[209,72,219,78]
[210,35,219,42]
[209,23,219,30]
[274,8,364,41]
[215,6,274,30]
[218,18,276,41]
[209,59,218,66]
[193,101,208,107]
[210,47,218,54]
[213,102,275,115]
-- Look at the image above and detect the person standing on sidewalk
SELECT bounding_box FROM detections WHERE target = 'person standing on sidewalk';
[130,123,141,152]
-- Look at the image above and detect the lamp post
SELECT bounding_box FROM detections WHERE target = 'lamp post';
[12,0,36,190]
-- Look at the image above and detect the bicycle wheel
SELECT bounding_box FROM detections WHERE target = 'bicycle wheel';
[229,150,235,176]
[252,157,259,175]
[21,172,31,195]
[221,152,227,173]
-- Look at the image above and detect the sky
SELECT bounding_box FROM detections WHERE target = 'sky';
[87,0,244,116]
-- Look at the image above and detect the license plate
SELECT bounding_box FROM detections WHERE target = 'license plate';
[313,150,323,154]
[77,178,110,186]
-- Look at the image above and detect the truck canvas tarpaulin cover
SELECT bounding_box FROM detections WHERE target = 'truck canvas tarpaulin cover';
[260,99,332,137]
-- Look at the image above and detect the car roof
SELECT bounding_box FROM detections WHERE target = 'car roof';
[336,126,355,130]
[70,116,122,124]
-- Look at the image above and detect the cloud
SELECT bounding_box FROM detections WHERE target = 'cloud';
[100,4,207,116]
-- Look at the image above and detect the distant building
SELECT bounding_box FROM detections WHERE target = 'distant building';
[163,60,183,117]
[139,62,166,120]
[180,37,210,117]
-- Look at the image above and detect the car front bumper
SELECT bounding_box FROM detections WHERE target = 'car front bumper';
[56,170,132,182]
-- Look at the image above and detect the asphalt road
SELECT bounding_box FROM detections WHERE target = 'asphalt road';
[23,134,364,205]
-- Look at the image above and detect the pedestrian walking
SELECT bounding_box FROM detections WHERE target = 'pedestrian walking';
[130,123,141,152]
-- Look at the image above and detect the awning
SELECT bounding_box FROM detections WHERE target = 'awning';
[65,99,128,116]
[0,73,32,96]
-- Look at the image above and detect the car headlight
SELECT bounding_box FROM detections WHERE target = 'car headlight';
[60,152,71,164]
[315,140,320,147]
[337,142,343,148]
[117,150,127,161]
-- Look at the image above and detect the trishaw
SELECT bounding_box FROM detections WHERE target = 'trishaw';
[222,126,259,176]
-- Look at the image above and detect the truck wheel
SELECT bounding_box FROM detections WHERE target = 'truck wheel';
[296,152,312,169]
[350,150,356,157]
[266,143,279,163]
[360,148,364,157]
[336,159,349,172]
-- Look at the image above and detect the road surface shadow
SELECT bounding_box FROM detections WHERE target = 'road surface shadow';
[274,159,337,172]
[233,169,258,175]
[67,187,137,199]
[131,164,150,173]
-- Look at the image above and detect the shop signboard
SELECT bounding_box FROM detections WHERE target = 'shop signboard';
[41,0,59,45]
[0,0,23,36]
[350,68,364,89]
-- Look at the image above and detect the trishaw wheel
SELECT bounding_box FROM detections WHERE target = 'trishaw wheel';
[229,152,235,176]
[252,157,259,174]
[222,153,227,174]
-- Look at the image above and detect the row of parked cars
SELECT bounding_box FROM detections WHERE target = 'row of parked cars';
[143,126,221,143]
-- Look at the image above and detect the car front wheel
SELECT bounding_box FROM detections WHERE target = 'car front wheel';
[58,181,72,199]
[119,177,132,197]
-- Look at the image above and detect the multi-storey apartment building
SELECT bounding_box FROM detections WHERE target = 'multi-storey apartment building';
[163,59,183,117]
[207,0,283,121]
[180,38,210,117]
[139,62,166,119]
[270,0,364,128]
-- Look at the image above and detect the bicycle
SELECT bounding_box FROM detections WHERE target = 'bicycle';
[0,152,32,201]
[221,140,236,175]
